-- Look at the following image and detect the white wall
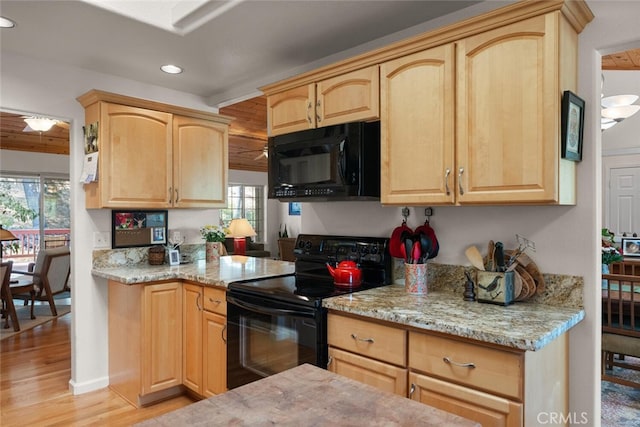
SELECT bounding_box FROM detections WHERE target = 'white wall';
[2,1,637,423]
[602,70,640,154]
[0,150,70,175]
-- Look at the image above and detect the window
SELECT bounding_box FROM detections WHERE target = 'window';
[0,174,70,261]
[220,184,265,242]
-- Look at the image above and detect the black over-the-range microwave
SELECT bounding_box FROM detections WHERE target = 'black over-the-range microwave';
[267,121,381,201]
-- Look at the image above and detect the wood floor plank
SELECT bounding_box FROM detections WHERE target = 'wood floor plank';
[1,309,195,426]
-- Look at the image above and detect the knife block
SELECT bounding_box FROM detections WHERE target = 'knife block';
[476,271,514,306]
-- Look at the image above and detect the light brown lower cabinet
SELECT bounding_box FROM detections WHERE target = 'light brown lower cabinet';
[109,280,183,407]
[408,372,522,426]
[327,312,568,427]
[183,283,227,398]
[328,347,407,396]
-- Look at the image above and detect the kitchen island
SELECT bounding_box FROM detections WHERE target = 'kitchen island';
[323,284,585,426]
[135,363,479,427]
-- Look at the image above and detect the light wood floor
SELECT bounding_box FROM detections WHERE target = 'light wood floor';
[0,309,195,426]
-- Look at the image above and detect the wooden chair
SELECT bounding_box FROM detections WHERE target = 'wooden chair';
[602,273,640,388]
[1,260,18,330]
[12,247,70,319]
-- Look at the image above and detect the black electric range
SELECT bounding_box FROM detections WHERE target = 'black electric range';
[226,234,392,389]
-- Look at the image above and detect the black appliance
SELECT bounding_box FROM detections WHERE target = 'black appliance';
[267,121,381,201]
[226,234,391,389]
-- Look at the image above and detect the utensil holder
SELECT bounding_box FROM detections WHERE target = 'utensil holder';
[476,271,514,305]
[405,263,428,295]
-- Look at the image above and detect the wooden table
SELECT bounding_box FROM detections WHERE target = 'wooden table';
[135,364,479,426]
[1,275,33,331]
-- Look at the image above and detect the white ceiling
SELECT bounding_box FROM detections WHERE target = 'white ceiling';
[0,0,484,106]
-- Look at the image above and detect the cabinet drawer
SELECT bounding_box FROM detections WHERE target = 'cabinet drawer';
[203,287,226,315]
[328,314,406,366]
[409,332,523,400]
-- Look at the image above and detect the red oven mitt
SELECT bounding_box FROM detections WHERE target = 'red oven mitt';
[414,221,439,259]
[389,221,413,259]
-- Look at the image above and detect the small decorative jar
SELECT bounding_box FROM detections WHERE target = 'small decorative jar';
[405,262,428,295]
[206,241,222,262]
[148,246,166,265]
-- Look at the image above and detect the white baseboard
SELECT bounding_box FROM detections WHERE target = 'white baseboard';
[68,376,109,395]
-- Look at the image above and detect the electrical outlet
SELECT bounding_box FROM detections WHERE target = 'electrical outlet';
[94,232,110,248]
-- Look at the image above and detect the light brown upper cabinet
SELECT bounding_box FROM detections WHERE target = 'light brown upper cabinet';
[381,44,456,206]
[77,90,230,209]
[382,13,579,206]
[266,66,380,136]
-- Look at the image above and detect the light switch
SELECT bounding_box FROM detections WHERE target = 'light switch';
[94,232,110,248]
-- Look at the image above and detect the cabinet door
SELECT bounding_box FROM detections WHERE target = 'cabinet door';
[380,44,455,205]
[316,66,379,127]
[173,116,228,208]
[102,103,172,208]
[202,311,227,397]
[409,372,523,427]
[142,282,182,395]
[328,347,407,396]
[456,14,558,204]
[182,283,203,394]
[267,84,315,136]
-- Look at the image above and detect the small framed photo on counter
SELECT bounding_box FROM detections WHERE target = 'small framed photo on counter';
[560,90,585,162]
[622,238,640,257]
[168,249,180,265]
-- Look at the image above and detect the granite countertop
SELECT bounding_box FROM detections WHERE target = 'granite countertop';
[135,364,479,427]
[323,284,585,352]
[92,256,295,287]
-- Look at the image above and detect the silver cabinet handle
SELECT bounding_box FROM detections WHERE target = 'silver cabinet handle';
[196,293,202,311]
[409,383,416,398]
[222,324,227,344]
[458,167,465,196]
[209,298,223,305]
[316,99,322,123]
[174,188,179,203]
[443,356,475,369]
[168,187,173,203]
[444,168,451,196]
[351,333,374,343]
[327,356,333,368]
[307,101,313,124]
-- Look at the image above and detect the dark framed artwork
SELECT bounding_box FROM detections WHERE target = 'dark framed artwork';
[561,90,585,162]
[112,210,168,248]
[289,202,301,216]
[621,238,640,258]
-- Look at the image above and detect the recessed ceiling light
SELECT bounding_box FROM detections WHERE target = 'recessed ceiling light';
[0,16,16,28]
[161,64,183,74]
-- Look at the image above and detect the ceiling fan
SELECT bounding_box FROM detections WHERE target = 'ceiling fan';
[22,116,68,132]
[237,143,268,161]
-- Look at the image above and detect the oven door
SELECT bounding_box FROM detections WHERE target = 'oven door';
[226,291,326,389]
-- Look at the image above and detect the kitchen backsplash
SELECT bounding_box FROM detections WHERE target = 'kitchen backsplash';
[93,247,582,309]
[92,244,204,269]
[392,258,583,309]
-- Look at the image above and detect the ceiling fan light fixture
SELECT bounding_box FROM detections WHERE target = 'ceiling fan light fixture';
[601,94,639,108]
[0,16,16,28]
[601,117,617,130]
[601,105,640,120]
[23,117,57,132]
[161,64,183,74]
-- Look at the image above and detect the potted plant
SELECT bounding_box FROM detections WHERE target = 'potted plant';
[602,228,623,280]
[201,225,229,262]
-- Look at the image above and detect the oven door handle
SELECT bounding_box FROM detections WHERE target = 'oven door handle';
[227,295,316,317]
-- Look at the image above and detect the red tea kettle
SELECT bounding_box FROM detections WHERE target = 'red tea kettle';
[326,260,362,287]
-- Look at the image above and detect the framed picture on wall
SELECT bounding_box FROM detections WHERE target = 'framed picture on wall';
[289,202,301,216]
[112,210,168,248]
[560,90,585,162]
[622,238,640,257]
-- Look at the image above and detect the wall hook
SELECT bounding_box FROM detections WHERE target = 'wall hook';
[424,207,433,224]
[401,207,410,224]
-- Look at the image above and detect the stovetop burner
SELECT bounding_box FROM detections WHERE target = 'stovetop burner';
[228,234,391,306]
